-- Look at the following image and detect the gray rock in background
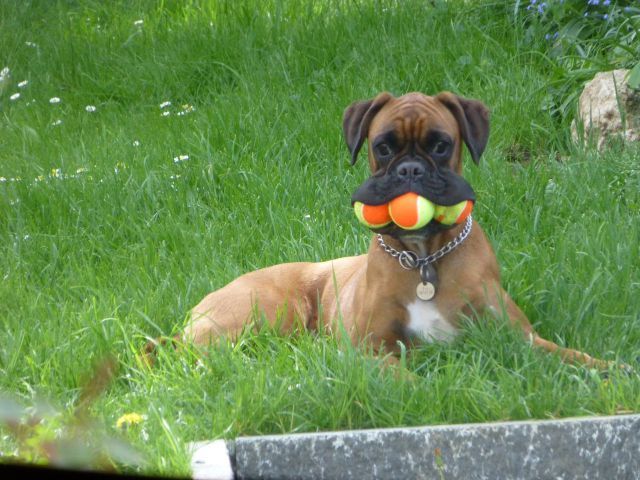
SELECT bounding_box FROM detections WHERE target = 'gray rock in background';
[572,69,640,150]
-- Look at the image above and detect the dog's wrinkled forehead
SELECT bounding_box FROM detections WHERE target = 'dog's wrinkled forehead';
[343,91,490,170]
[368,93,459,143]
[365,93,462,173]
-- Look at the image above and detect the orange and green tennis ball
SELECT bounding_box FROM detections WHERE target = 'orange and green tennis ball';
[434,200,474,225]
[388,192,435,230]
[353,201,392,229]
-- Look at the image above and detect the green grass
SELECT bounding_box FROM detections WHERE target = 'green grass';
[1,0,639,474]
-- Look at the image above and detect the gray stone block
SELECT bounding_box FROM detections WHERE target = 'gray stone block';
[233,415,640,479]
[191,439,234,480]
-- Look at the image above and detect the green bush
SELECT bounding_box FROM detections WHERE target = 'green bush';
[516,0,640,118]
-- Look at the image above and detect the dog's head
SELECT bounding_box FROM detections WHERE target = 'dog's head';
[344,91,489,238]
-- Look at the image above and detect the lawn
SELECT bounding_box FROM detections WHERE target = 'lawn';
[1,0,639,475]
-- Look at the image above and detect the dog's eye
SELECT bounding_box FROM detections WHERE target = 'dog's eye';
[432,141,449,156]
[376,143,393,158]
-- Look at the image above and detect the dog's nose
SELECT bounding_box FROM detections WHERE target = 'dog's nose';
[395,161,425,181]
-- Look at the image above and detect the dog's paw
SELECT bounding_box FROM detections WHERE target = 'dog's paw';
[600,360,636,379]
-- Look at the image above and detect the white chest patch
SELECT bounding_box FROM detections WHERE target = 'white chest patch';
[405,300,458,343]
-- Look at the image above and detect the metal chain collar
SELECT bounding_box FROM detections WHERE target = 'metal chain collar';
[376,215,473,271]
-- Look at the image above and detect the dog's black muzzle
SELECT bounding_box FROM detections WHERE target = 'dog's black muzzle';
[351,159,475,206]
[350,160,476,236]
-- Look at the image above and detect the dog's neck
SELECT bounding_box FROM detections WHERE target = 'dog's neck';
[398,236,432,258]
[385,223,465,258]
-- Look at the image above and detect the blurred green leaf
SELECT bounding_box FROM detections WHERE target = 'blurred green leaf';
[627,62,640,90]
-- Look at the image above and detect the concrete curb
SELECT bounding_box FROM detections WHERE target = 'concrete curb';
[190,414,640,479]
[191,439,234,480]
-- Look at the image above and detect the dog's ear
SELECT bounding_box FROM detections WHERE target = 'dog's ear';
[343,92,393,165]
[436,92,490,165]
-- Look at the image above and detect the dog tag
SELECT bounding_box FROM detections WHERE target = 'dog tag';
[417,263,438,301]
[416,282,435,301]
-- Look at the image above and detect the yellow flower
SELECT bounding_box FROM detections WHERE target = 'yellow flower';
[116,413,144,429]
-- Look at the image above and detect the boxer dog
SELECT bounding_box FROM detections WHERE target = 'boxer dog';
[181,91,606,369]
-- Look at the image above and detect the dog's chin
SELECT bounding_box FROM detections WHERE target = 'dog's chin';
[372,222,447,239]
